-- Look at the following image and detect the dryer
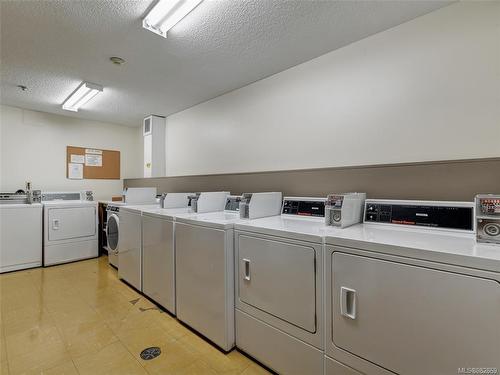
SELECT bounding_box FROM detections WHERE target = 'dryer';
[322,203,500,375]
[233,197,327,374]
[42,191,98,266]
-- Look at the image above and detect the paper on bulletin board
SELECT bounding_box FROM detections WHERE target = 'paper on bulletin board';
[85,148,102,155]
[68,163,83,179]
[85,154,102,167]
[70,154,85,163]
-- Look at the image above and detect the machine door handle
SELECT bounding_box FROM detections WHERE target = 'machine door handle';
[340,286,357,320]
[243,258,251,281]
[52,219,60,230]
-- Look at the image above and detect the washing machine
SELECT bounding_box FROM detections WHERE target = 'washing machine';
[42,191,98,266]
[0,191,42,273]
[140,195,194,314]
[233,196,327,374]
[175,192,282,352]
[115,192,229,294]
[116,204,161,291]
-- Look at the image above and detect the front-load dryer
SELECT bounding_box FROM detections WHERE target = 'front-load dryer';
[233,196,327,375]
[42,192,98,266]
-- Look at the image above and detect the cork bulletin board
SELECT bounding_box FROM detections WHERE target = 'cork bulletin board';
[66,146,120,179]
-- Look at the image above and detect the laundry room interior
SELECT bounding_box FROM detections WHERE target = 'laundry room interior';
[0,1,499,375]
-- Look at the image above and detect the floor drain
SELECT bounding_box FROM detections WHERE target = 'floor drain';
[140,347,161,360]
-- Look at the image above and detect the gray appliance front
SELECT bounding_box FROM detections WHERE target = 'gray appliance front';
[328,249,500,375]
[117,209,142,291]
[175,222,234,351]
[142,214,175,313]
[235,232,322,347]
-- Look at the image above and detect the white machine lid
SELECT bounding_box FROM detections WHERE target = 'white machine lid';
[234,196,327,242]
[42,200,96,207]
[0,203,42,209]
[323,224,500,273]
[120,203,161,213]
[175,210,243,229]
[141,206,193,220]
[234,215,326,243]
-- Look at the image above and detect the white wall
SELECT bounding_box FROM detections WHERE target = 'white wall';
[166,1,500,176]
[0,105,143,200]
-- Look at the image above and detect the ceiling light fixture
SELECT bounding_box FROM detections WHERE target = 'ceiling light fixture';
[143,0,203,38]
[62,82,103,112]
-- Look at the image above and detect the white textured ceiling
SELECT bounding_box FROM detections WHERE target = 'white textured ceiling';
[0,0,452,126]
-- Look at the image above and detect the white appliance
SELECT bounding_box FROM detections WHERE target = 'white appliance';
[116,205,141,288]
[323,223,500,375]
[116,191,229,294]
[115,204,159,290]
[175,193,282,351]
[141,200,194,313]
[106,187,158,268]
[42,191,98,266]
[0,192,42,273]
[143,115,166,178]
[233,196,327,374]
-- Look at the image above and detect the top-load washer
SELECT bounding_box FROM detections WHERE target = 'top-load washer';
[116,192,229,293]
[139,193,195,314]
[174,192,283,352]
[1,191,42,273]
[233,196,328,374]
[42,191,98,266]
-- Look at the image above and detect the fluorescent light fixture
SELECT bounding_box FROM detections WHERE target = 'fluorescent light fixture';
[143,0,203,38]
[62,82,103,112]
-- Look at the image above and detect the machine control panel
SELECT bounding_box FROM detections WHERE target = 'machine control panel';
[475,194,500,244]
[364,200,474,232]
[41,192,82,201]
[225,195,242,212]
[477,197,500,215]
[282,198,325,217]
[325,193,366,228]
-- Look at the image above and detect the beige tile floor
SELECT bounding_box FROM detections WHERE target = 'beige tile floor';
[0,257,271,375]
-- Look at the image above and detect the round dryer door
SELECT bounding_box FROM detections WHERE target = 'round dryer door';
[106,214,119,253]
